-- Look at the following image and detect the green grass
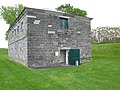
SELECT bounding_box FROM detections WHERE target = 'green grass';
[0,43,120,90]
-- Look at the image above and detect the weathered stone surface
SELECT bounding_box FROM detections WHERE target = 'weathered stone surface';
[8,7,92,68]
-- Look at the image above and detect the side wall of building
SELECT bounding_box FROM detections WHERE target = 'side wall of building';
[8,11,28,66]
[27,8,92,68]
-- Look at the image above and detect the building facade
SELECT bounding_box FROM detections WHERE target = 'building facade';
[8,7,92,68]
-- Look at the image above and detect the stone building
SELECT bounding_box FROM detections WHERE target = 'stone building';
[8,7,92,68]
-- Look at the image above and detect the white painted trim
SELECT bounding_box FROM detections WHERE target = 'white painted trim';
[26,15,36,18]
[48,31,55,34]
[60,47,71,50]
[34,20,40,24]
[66,50,69,65]
[77,31,81,34]
[48,25,52,27]
[59,16,70,19]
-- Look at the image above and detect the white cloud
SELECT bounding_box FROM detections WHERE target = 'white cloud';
[0,19,8,48]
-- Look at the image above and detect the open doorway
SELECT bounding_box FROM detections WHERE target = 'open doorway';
[59,49,80,65]
[60,50,66,64]
[59,49,69,65]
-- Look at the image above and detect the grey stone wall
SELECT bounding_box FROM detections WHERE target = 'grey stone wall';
[8,7,92,68]
[8,11,28,66]
[26,8,92,68]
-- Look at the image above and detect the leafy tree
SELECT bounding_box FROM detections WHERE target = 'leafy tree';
[56,4,87,17]
[0,4,24,40]
[5,32,8,40]
[92,26,120,43]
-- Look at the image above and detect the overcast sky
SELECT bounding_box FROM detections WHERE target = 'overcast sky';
[0,0,120,48]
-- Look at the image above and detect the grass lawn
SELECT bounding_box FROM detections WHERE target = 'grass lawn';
[0,43,120,90]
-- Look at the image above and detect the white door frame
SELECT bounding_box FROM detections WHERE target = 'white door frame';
[66,50,69,65]
[60,47,70,65]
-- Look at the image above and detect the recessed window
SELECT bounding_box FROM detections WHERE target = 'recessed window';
[14,29,16,35]
[12,31,14,36]
[60,17,68,30]
[17,26,19,33]
[21,22,23,30]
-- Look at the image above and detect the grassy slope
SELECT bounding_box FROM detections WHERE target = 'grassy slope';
[0,43,120,90]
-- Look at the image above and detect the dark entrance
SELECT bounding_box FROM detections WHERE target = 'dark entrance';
[68,49,80,65]
[60,50,66,64]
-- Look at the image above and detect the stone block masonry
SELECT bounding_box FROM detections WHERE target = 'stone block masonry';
[8,7,92,68]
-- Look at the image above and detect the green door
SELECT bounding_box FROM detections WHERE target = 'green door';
[68,49,80,65]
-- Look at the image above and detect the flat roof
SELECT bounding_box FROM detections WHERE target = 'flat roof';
[8,7,92,32]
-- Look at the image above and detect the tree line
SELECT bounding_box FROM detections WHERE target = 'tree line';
[92,27,120,43]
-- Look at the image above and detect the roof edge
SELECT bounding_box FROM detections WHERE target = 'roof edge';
[8,7,27,32]
[8,7,93,32]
